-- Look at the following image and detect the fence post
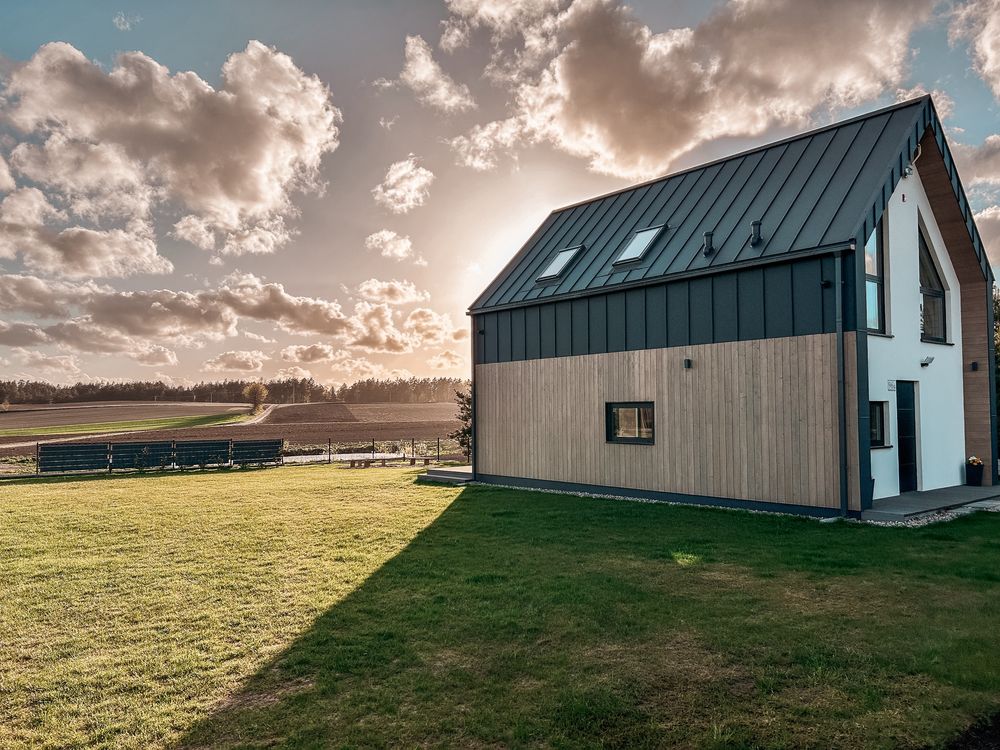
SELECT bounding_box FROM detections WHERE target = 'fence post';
[108,442,113,473]
[411,438,415,458]
[437,437,441,462]
[371,438,375,459]
[328,438,332,464]
[35,442,39,475]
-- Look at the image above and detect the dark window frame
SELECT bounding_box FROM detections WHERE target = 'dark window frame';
[918,229,947,344]
[612,224,667,266]
[869,401,889,448]
[865,218,886,334]
[605,401,655,445]
[536,244,585,283]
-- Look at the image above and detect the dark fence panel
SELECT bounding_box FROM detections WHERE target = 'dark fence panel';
[174,440,231,467]
[111,441,173,470]
[38,443,109,473]
[232,439,283,465]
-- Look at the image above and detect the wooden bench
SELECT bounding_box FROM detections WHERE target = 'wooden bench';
[348,458,389,468]
[409,457,433,466]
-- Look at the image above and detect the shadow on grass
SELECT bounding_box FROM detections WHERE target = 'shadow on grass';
[173,483,1000,749]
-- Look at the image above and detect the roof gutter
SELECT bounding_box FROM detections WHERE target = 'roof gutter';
[468,240,855,315]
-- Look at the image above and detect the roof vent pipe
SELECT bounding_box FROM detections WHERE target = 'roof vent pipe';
[750,220,762,247]
[702,230,714,256]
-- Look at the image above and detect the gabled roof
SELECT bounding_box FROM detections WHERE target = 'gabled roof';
[471,95,992,313]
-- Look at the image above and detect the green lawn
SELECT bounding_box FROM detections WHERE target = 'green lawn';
[0,412,250,437]
[1,467,998,749]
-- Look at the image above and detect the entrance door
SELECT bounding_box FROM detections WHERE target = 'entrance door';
[896,381,918,493]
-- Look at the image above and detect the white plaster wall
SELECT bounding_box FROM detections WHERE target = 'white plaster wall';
[867,164,966,499]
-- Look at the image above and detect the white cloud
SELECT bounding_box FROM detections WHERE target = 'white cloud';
[397,35,476,113]
[216,272,351,336]
[975,205,1000,266]
[13,348,82,377]
[445,0,936,178]
[328,351,412,382]
[428,350,465,370]
[347,301,417,353]
[280,342,337,363]
[0,155,14,192]
[132,344,178,367]
[379,116,399,130]
[356,278,430,304]
[275,365,314,379]
[243,330,276,343]
[371,155,435,213]
[1,40,340,274]
[894,86,954,119]
[954,134,1000,187]
[0,320,49,346]
[951,0,1000,100]
[402,307,467,346]
[112,11,141,31]
[363,229,426,265]
[202,349,269,372]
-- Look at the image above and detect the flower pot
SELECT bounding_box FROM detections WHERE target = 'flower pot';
[966,463,984,486]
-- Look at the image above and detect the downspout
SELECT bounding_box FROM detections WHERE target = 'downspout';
[470,313,478,481]
[835,249,850,516]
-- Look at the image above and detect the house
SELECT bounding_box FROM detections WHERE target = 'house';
[467,96,997,517]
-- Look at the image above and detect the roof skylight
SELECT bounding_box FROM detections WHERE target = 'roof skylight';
[614,225,665,264]
[537,245,583,281]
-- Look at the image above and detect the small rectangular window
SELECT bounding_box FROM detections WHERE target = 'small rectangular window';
[870,401,888,447]
[606,402,654,444]
[614,225,665,265]
[537,245,583,281]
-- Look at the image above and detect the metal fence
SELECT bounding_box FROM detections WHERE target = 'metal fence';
[0,436,465,476]
[36,438,282,474]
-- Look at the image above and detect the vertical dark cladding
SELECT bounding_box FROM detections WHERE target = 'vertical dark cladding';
[474,255,844,365]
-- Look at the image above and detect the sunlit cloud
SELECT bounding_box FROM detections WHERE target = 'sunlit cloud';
[372,154,435,213]
[202,349,269,372]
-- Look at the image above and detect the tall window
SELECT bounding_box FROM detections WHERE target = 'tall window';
[865,219,885,333]
[918,231,946,343]
[606,402,655,444]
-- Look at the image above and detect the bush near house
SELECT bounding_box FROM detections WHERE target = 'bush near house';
[1,467,999,749]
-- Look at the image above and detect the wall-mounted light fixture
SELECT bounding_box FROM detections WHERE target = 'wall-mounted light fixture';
[821,279,833,288]
[920,356,934,368]
[971,361,980,371]
[683,358,693,369]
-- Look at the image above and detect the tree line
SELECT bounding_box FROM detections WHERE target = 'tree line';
[0,376,469,406]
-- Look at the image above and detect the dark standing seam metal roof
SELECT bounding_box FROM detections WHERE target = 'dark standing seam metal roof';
[470,95,993,313]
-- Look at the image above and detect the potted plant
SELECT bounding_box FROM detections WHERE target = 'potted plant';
[966,455,984,486]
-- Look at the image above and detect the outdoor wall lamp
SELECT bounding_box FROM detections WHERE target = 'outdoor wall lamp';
[683,358,692,369]
[920,356,934,368]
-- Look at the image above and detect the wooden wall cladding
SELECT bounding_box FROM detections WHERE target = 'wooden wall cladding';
[919,132,994,484]
[476,332,859,510]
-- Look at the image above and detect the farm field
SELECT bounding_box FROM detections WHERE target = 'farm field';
[0,402,246,431]
[0,401,460,458]
[1,466,999,749]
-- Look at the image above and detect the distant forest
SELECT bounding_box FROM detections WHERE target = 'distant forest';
[0,376,469,406]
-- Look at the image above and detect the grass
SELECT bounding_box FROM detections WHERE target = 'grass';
[0,412,251,437]
[0,467,998,749]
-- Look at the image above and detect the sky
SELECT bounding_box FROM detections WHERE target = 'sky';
[1,0,999,386]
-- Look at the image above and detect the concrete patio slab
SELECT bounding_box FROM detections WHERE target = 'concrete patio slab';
[418,465,472,485]
[861,485,1000,521]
